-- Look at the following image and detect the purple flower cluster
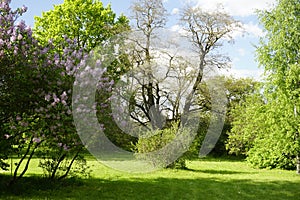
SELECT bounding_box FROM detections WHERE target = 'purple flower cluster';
[1,1,115,169]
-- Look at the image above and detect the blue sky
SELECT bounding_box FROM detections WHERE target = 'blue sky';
[10,0,277,79]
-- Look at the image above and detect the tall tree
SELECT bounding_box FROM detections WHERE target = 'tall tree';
[213,76,258,155]
[228,0,300,173]
[125,2,239,129]
[0,1,112,183]
[128,0,168,129]
[256,0,300,173]
[34,0,133,151]
[34,0,130,81]
[112,0,240,168]
[179,5,240,124]
[0,0,81,182]
[34,0,129,52]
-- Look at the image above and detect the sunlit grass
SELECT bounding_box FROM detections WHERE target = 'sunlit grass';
[1,156,300,200]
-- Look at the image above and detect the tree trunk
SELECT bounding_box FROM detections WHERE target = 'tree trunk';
[181,55,205,126]
[297,155,300,175]
[51,153,66,180]
[58,152,79,180]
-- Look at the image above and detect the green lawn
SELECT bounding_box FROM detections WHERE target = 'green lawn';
[1,157,299,200]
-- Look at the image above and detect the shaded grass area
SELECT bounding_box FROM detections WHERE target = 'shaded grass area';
[1,157,300,200]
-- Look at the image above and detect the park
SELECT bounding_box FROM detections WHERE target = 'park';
[0,0,299,199]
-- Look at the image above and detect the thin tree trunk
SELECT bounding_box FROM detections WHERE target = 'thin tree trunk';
[296,155,300,175]
[17,143,40,180]
[8,139,42,186]
[58,152,79,180]
[51,153,66,180]
[9,137,34,186]
[181,55,205,126]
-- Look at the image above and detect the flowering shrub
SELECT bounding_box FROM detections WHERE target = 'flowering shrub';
[0,1,112,184]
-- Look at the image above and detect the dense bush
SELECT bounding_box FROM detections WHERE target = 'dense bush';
[134,122,194,169]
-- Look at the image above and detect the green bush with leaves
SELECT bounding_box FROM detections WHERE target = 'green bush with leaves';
[134,122,195,169]
[226,0,300,172]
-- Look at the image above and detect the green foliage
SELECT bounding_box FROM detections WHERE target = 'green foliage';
[227,0,300,170]
[0,1,109,184]
[34,0,131,82]
[253,0,300,169]
[216,77,258,155]
[194,76,258,156]
[257,0,300,91]
[246,95,300,169]
[226,92,266,156]
[3,114,45,185]
[134,122,191,169]
[34,0,129,52]
[39,153,90,180]
[34,0,133,154]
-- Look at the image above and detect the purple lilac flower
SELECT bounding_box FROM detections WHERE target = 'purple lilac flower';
[63,144,69,151]
[4,134,10,139]
[17,34,23,40]
[45,94,51,101]
[33,137,41,143]
[21,5,27,13]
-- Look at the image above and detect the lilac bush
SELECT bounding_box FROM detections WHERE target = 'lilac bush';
[0,1,111,184]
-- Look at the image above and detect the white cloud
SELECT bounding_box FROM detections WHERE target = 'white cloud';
[171,8,180,15]
[194,0,277,17]
[237,48,246,56]
[243,22,265,38]
[229,22,265,39]
[170,25,189,36]
[220,68,264,80]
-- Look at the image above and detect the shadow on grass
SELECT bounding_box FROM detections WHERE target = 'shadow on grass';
[0,174,299,200]
[197,155,246,162]
[185,168,255,175]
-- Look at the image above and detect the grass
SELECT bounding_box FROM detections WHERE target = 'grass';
[1,156,300,200]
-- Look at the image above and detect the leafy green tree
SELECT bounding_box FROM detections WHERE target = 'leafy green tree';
[191,76,258,156]
[214,76,258,155]
[34,0,129,52]
[34,0,130,81]
[254,0,299,172]
[33,0,133,158]
[228,0,300,172]
[226,92,266,156]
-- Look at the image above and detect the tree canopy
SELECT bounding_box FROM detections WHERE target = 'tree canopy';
[34,0,129,52]
[227,0,300,172]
